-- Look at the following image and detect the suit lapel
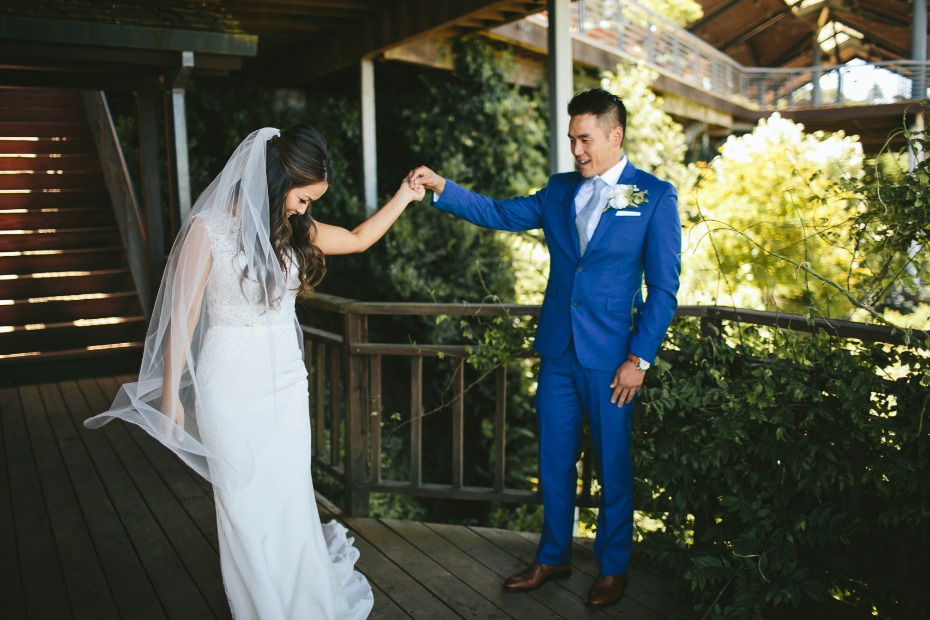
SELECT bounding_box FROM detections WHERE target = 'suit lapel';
[566,175,585,257]
[586,162,639,253]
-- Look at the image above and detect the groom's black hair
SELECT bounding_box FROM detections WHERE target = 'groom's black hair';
[567,89,627,132]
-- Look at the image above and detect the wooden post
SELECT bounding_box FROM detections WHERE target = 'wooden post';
[135,88,165,296]
[329,347,341,466]
[344,314,369,517]
[451,360,464,489]
[344,311,370,516]
[369,355,382,484]
[493,366,507,492]
[315,343,326,459]
[410,356,423,487]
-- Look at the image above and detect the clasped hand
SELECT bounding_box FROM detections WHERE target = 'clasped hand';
[405,166,445,196]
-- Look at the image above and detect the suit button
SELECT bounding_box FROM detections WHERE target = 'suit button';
[572,300,580,307]
[576,266,584,272]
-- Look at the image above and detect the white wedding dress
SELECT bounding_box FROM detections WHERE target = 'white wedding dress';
[194,214,373,620]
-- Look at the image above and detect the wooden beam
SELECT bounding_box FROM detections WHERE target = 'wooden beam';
[295,0,544,80]
[0,41,242,73]
[719,10,793,52]
[0,15,257,56]
[768,31,819,67]
[687,0,743,33]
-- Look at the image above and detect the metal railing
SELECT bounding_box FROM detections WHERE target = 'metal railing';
[526,0,930,109]
[300,293,927,517]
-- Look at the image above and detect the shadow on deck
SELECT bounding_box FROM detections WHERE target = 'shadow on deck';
[0,376,683,619]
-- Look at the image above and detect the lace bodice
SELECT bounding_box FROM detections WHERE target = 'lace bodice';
[203,216,299,327]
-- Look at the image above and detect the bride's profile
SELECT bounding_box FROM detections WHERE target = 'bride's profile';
[85,124,424,619]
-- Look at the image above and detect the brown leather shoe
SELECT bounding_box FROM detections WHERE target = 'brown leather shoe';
[503,562,572,591]
[585,573,628,607]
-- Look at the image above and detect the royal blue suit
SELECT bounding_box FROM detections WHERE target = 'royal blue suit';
[433,161,680,574]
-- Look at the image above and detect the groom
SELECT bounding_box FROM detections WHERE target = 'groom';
[407,88,680,607]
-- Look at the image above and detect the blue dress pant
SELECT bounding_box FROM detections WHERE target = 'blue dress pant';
[533,341,634,576]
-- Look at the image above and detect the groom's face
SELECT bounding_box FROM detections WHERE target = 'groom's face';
[568,113,623,178]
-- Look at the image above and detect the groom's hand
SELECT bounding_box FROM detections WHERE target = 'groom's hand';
[610,361,645,406]
[406,166,446,196]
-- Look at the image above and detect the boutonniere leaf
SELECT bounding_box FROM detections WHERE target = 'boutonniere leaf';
[603,184,648,211]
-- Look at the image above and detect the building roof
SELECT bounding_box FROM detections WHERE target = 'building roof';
[688,0,926,68]
[0,0,546,87]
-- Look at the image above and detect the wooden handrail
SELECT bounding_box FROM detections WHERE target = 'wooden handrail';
[82,90,151,314]
[300,293,927,516]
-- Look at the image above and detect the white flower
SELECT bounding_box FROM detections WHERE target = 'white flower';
[604,184,648,211]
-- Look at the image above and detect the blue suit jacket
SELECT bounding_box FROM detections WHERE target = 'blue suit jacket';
[434,162,681,372]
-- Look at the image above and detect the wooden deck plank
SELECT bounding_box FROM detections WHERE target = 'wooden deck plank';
[97,376,220,555]
[470,525,627,618]
[569,535,684,618]
[2,385,72,619]
[388,518,561,618]
[28,383,119,619]
[425,522,573,619]
[372,518,512,618]
[343,516,464,618]
[88,376,229,619]
[54,380,167,620]
[0,387,28,620]
[368,580,411,619]
[5,374,685,620]
[73,377,216,620]
[513,530,681,618]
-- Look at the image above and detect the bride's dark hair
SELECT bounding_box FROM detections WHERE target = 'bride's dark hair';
[266,123,332,293]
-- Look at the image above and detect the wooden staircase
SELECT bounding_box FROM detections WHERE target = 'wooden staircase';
[0,87,146,383]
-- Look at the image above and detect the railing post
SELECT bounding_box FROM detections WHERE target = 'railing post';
[344,309,370,517]
[452,359,464,489]
[493,366,507,492]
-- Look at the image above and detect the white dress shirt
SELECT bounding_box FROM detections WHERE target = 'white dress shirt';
[574,157,628,244]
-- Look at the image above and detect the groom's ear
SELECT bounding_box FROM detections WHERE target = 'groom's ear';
[611,125,624,148]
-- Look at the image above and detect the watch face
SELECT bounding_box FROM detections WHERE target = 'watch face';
[638,359,651,370]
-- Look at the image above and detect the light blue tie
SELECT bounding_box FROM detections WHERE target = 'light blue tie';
[576,177,609,255]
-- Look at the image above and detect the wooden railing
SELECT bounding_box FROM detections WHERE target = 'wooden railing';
[82,90,150,314]
[300,293,927,517]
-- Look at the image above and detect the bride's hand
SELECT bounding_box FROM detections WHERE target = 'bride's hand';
[161,395,186,442]
[397,179,425,203]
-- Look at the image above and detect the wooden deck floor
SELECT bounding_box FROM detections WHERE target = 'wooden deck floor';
[1,376,683,619]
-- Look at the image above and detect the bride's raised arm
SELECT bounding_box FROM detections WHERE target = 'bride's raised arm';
[312,179,424,256]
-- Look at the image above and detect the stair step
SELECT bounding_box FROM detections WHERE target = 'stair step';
[0,268,134,299]
[0,88,83,109]
[0,292,142,325]
[0,247,128,274]
[0,227,121,252]
[0,170,105,191]
[0,153,99,172]
[0,207,113,230]
[0,189,111,209]
[0,121,92,140]
[0,345,145,379]
[0,106,88,123]
[0,136,95,155]
[0,316,146,356]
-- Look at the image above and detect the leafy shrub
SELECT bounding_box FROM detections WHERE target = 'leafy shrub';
[635,317,929,618]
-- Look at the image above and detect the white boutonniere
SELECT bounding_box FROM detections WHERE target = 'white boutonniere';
[603,184,648,211]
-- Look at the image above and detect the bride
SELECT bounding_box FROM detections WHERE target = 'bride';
[85,125,424,619]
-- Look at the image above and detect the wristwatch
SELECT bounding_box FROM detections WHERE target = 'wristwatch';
[628,353,651,371]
